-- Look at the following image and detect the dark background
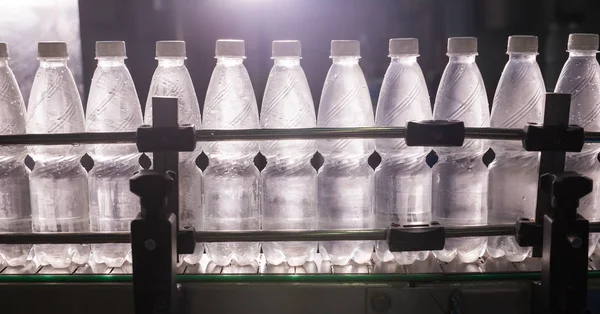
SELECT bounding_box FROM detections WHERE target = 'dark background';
[77,0,600,170]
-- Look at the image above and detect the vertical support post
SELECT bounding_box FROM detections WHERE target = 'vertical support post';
[152,96,180,232]
[533,92,571,256]
[540,172,591,314]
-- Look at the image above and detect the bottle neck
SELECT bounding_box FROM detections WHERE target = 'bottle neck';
[568,50,597,58]
[0,58,8,67]
[390,55,418,64]
[97,57,126,67]
[157,58,185,67]
[216,56,244,66]
[39,58,68,68]
[273,57,300,66]
[332,56,360,65]
[508,53,537,62]
[447,54,477,63]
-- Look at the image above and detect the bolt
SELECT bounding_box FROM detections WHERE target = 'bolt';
[371,293,391,313]
[145,239,157,251]
[567,234,583,249]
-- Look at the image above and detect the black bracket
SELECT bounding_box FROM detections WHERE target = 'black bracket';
[405,120,465,147]
[137,125,197,153]
[522,124,584,152]
[531,93,575,257]
[130,170,177,314]
[539,172,592,314]
[387,222,445,252]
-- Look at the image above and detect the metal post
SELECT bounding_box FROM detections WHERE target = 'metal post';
[151,96,180,232]
[533,93,572,257]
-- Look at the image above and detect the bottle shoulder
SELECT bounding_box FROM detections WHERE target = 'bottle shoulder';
[376,62,432,126]
[317,63,373,127]
[203,64,258,129]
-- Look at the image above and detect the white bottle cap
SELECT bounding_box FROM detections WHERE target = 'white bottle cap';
[447,37,477,54]
[507,35,538,54]
[331,40,360,57]
[0,42,8,58]
[389,38,418,56]
[156,41,186,58]
[568,33,599,51]
[38,41,68,58]
[96,41,126,58]
[272,40,301,57]
[216,39,245,57]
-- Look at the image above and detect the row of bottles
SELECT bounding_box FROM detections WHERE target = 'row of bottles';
[0,32,599,268]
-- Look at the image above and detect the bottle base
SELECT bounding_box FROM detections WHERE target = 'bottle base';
[263,242,316,267]
[433,238,486,263]
[487,236,529,262]
[320,241,374,265]
[34,244,90,268]
[92,244,132,268]
[181,243,205,265]
[205,242,261,266]
[0,244,32,267]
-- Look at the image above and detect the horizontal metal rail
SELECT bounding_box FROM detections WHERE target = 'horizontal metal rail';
[0,127,571,146]
[0,222,599,244]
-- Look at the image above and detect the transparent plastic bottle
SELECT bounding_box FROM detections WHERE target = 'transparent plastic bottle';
[203,40,260,266]
[27,42,89,268]
[145,41,203,265]
[317,40,374,265]
[374,38,432,265]
[0,42,32,266]
[86,41,143,267]
[260,40,317,266]
[555,33,600,256]
[487,36,545,262]
[432,37,489,263]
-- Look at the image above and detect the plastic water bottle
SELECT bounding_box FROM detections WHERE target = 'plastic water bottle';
[27,42,89,268]
[260,40,317,266]
[318,40,374,265]
[432,37,489,263]
[487,36,545,262]
[555,33,600,256]
[145,41,203,264]
[0,43,32,266]
[374,38,432,265]
[203,40,260,266]
[86,41,143,267]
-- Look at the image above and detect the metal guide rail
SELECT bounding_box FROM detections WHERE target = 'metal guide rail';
[0,94,595,314]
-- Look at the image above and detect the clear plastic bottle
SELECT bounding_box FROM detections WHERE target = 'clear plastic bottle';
[487,36,545,262]
[555,33,600,256]
[432,37,489,263]
[374,38,432,265]
[145,41,203,265]
[27,42,89,268]
[0,42,32,266]
[86,41,143,267]
[260,40,317,266]
[203,39,260,266]
[317,40,374,265]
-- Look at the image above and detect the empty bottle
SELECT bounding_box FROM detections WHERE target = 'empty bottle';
[487,36,545,262]
[555,33,600,256]
[145,41,203,264]
[432,37,489,263]
[27,42,89,268]
[260,40,317,266]
[374,38,432,265]
[203,40,260,266]
[86,41,143,267]
[318,40,374,265]
[0,42,32,266]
